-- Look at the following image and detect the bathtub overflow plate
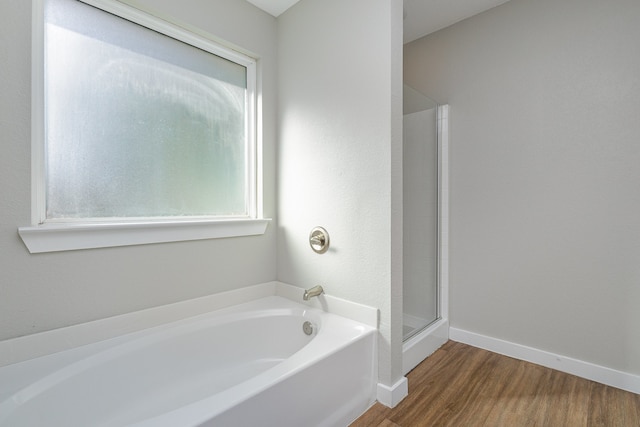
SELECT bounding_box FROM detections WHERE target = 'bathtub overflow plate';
[302,321,314,335]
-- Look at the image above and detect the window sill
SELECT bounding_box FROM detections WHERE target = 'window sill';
[18,218,271,253]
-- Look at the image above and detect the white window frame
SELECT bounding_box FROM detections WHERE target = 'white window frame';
[19,0,269,253]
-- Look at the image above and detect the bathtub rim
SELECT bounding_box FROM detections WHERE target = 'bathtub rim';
[0,281,378,369]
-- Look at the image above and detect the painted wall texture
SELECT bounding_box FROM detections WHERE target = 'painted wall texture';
[405,0,640,375]
[277,0,404,387]
[0,0,277,341]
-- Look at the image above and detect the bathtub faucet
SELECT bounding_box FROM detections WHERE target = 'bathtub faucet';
[303,285,324,301]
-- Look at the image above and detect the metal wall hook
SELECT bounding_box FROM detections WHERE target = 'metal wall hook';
[309,227,330,254]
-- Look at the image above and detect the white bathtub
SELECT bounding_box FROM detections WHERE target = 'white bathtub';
[0,296,377,427]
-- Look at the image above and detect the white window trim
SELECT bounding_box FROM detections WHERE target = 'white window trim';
[19,219,271,253]
[21,0,269,254]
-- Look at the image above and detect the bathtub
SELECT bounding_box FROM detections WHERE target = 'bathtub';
[0,296,377,427]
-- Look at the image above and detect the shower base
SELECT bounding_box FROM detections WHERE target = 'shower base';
[402,317,448,375]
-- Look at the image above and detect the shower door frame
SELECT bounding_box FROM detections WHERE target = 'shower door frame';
[402,104,449,375]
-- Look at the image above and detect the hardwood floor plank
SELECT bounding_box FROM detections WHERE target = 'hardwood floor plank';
[391,343,496,426]
[482,358,556,426]
[352,403,392,427]
[377,419,402,427]
[350,341,640,427]
[588,382,640,427]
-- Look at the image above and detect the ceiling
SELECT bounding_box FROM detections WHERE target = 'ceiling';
[245,0,298,17]
[246,0,511,43]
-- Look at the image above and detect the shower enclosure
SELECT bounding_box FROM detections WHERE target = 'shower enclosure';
[402,84,449,374]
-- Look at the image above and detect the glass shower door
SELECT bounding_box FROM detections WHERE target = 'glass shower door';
[403,84,439,341]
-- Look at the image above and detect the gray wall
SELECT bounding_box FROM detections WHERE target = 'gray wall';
[405,0,640,375]
[277,0,404,386]
[0,0,277,341]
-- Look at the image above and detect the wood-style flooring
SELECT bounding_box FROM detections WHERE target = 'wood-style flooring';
[350,341,640,427]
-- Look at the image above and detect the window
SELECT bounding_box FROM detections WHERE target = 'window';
[19,0,269,253]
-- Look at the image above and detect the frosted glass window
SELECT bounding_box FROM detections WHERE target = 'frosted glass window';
[43,0,255,221]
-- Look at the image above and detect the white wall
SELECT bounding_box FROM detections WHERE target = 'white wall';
[405,0,640,375]
[0,0,277,341]
[277,0,404,387]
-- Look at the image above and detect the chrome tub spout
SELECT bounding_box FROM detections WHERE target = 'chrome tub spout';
[303,285,324,301]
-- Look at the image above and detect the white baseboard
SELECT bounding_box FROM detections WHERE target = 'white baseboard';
[377,377,408,408]
[450,328,640,395]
